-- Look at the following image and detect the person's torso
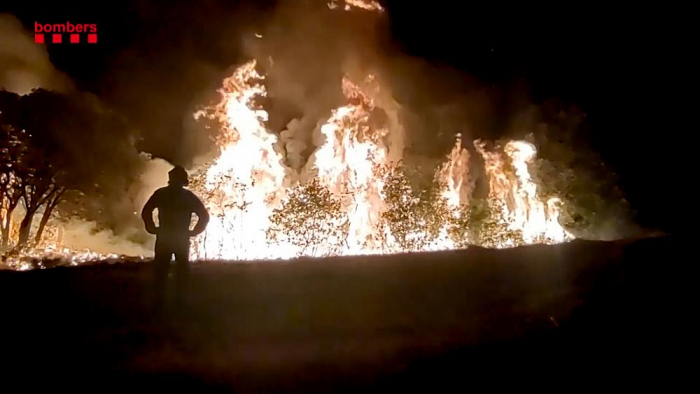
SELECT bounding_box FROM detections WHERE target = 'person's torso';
[155,186,197,236]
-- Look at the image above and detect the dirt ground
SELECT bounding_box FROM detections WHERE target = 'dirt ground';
[0,236,688,392]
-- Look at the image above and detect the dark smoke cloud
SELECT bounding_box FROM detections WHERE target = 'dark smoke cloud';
[242,0,385,169]
[230,1,545,163]
[86,0,543,169]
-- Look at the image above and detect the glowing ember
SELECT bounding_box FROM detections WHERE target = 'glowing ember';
[0,218,144,270]
[1,246,128,271]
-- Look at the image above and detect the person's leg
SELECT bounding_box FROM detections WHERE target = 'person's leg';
[173,237,191,306]
[153,237,173,311]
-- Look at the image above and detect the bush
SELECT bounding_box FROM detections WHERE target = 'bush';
[449,198,524,249]
[380,164,449,252]
[267,178,349,257]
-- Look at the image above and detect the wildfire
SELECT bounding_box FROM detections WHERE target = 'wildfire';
[0,0,581,270]
[0,216,143,270]
[1,58,575,270]
[1,247,123,271]
[191,60,292,260]
[328,0,384,12]
[439,134,471,209]
[304,76,391,254]
[476,140,572,245]
[187,60,573,260]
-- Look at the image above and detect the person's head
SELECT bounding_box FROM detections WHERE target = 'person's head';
[168,165,189,187]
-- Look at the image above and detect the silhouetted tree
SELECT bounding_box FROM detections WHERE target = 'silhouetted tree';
[0,125,27,248]
[1,89,141,250]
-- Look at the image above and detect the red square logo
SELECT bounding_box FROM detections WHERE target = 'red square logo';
[52,34,62,43]
[70,34,80,43]
[35,34,44,43]
[87,34,97,44]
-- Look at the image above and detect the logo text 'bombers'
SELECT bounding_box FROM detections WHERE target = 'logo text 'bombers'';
[35,22,98,44]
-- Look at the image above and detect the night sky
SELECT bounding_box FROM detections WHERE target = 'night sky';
[2,0,682,234]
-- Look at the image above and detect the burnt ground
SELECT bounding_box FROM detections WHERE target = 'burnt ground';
[0,236,690,392]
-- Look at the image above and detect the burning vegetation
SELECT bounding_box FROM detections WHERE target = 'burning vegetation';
[188,59,572,260]
[1,89,147,269]
[1,0,635,269]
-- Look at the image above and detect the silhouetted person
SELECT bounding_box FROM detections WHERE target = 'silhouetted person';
[141,165,209,309]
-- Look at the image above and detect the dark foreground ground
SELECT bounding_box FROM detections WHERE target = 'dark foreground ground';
[0,236,690,392]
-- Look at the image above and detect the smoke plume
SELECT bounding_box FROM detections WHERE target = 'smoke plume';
[202,0,636,238]
[0,13,71,94]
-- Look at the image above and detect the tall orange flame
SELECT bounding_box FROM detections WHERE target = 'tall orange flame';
[189,61,573,259]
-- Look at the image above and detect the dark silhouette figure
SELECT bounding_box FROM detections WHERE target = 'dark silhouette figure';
[141,166,209,308]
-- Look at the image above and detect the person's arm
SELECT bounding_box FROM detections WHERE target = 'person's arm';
[189,193,210,236]
[141,191,159,235]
